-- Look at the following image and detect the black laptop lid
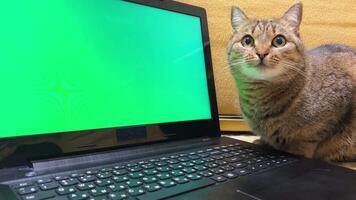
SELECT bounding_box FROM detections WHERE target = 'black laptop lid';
[0,0,219,168]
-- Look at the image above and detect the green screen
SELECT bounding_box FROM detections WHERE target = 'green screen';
[0,0,211,138]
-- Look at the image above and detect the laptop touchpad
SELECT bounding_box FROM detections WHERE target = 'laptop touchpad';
[253,170,355,200]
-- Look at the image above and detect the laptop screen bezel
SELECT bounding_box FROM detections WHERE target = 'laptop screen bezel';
[0,0,220,169]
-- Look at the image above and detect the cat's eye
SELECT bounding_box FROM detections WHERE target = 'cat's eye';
[272,35,286,47]
[241,35,254,47]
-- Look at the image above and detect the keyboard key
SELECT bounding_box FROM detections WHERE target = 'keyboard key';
[127,187,145,196]
[128,172,144,179]
[211,175,227,182]
[138,160,149,165]
[127,166,142,172]
[181,162,194,167]
[141,163,155,169]
[245,160,257,165]
[143,169,158,175]
[100,167,113,172]
[160,157,170,161]
[166,159,179,164]
[126,179,143,187]
[214,160,228,166]
[169,164,183,170]
[155,161,168,167]
[222,153,233,158]
[235,169,251,176]
[212,155,224,160]
[169,155,179,159]
[112,175,129,183]
[204,162,218,168]
[39,182,59,190]
[221,149,231,153]
[223,172,238,179]
[231,152,242,156]
[112,169,127,176]
[17,186,37,195]
[193,165,207,171]
[178,157,189,162]
[89,187,109,197]
[209,168,224,174]
[170,170,184,177]
[126,163,137,168]
[60,178,78,186]
[144,183,162,192]
[70,173,85,178]
[255,163,268,169]
[56,187,76,195]
[209,151,221,155]
[107,191,129,200]
[13,182,33,189]
[95,179,113,187]
[108,183,126,192]
[225,157,243,163]
[198,171,214,177]
[68,191,90,200]
[179,153,188,157]
[85,170,98,175]
[192,159,205,165]
[96,172,112,179]
[22,191,55,200]
[76,183,95,191]
[36,179,52,184]
[156,172,171,180]
[54,176,69,181]
[188,155,200,160]
[221,165,235,171]
[182,167,196,174]
[198,153,209,158]
[186,173,202,181]
[114,165,125,170]
[78,175,96,183]
[158,179,176,188]
[142,176,158,184]
[172,176,190,184]
[232,162,247,169]
[157,166,170,172]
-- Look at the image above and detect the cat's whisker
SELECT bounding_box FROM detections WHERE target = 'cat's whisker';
[281,62,307,78]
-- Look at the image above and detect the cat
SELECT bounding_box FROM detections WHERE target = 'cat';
[227,3,356,161]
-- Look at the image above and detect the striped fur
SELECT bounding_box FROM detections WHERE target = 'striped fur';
[228,3,356,161]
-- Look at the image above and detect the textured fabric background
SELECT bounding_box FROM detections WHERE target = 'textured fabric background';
[177,0,356,115]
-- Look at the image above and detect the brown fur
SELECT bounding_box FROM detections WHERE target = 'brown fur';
[228,3,356,161]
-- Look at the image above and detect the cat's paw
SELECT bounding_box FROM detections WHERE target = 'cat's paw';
[253,139,274,150]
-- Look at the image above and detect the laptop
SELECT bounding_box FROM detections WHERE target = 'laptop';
[0,0,355,200]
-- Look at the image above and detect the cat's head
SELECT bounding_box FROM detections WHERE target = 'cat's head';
[228,3,305,81]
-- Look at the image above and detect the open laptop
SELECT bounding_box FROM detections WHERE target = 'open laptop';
[1,0,356,200]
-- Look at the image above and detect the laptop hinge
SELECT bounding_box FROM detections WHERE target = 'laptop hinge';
[30,137,219,174]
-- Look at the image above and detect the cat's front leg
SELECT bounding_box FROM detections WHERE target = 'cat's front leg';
[314,132,356,162]
[253,137,275,150]
[285,141,318,159]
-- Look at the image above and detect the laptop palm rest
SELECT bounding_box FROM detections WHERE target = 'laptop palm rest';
[171,160,356,200]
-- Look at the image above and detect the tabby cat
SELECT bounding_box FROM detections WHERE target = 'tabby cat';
[227,3,356,161]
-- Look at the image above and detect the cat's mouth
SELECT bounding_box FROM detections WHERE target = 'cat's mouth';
[256,63,272,69]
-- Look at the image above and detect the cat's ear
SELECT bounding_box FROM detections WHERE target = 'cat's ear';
[231,6,248,30]
[281,3,303,34]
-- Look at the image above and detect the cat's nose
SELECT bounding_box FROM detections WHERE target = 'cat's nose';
[257,53,268,60]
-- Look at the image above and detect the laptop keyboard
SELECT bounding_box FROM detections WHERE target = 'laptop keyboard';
[10,142,297,200]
